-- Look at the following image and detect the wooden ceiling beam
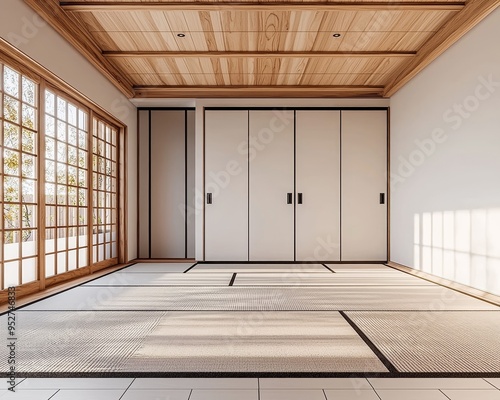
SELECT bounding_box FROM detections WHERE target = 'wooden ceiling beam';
[60,1,466,12]
[384,0,500,97]
[133,85,385,98]
[24,0,135,98]
[103,51,416,58]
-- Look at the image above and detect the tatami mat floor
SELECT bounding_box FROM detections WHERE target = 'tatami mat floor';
[1,262,499,396]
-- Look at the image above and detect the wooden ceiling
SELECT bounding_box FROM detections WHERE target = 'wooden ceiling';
[24,1,500,98]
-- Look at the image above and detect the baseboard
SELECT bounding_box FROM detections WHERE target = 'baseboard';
[386,261,500,307]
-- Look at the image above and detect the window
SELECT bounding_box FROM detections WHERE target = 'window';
[0,49,124,293]
[92,117,118,263]
[1,64,38,289]
[44,90,89,277]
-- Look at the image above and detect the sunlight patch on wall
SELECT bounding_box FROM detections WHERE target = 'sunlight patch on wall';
[414,208,500,296]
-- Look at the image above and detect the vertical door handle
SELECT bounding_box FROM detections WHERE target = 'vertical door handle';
[380,193,385,205]
[207,193,213,204]
[298,193,303,204]
[287,193,293,204]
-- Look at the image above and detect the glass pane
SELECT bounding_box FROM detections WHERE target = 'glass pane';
[22,179,36,202]
[21,204,36,229]
[46,160,55,183]
[68,104,77,126]
[4,122,19,149]
[57,97,67,120]
[45,183,56,204]
[4,261,20,287]
[4,177,20,202]
[22,154,36,179]
[57,120,66,141]
[4,67,19,98]
[22,231,37,256]
[4,204,20,229]
[45,115,55,137]
[68,146,77,166]
[57,251,66,274]
[45,91,55,115]
[46,137,55,160]
[22,104,36,129]
[57,141,67,162]
[22,129,36,154]
[68,165,77,186]
[57,163,66,184]
[45,254,55,277]
[22,258,37,284]
[46,206,56,227]
[22,77,36,106]
[4,95,19,123]
[4,150,20,175]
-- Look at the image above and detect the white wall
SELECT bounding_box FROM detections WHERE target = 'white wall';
[390,7,500,296]
[0,0,138,260]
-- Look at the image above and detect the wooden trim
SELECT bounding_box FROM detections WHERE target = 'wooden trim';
[0,281,41,305]
[119,126,128,263]
[23,0,135,98]
[88,110,95,273]
[134,86,385,98]
[103,51,417,59]
[60,1,466,11]
[387,261,500,306]
[45,265,92,287]
[38,79,47,290]
[93,258,119,272]
[386,107,391,261]
[384,0,500,97]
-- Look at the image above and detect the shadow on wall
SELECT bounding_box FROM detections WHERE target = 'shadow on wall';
[414,208,500,296]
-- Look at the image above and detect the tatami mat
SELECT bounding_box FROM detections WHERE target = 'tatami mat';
[346,311,500,373]
[123,263,193,273]
[190,263,329,273]
[233,273,433,286]
[0,311,166,373]
[85,272,233,286]
[23,285,496,311]
[124,311,387,373]
[0,311,386,373]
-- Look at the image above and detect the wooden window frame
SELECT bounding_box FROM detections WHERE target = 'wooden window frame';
[0,38,128,302]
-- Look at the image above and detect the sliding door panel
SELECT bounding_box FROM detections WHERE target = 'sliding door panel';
[205,110,249,261]
[186,110,196,259]
[249,110,294,261]
[296,110,341,261]
[341,110,387,261]
[150,110,186,258]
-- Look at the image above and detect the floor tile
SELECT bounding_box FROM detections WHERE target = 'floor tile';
[485,379,500,389]
[189,389,258,400]
[369,378,493,390]
[324,389,380,400]
[376,390,448,400]
[16,378,134,390]
[442,390,500,400]
[260,389,325,400]
[130,378,258,390]
[260,378,372,390]
[50,389,125,400]
[121,389,191,400]
[0,390,57,399]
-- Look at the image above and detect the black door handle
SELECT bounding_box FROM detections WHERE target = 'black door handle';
[207,193,213,204]
[287,193,293,204]
[298,193,303,204]
[380,193,385,205]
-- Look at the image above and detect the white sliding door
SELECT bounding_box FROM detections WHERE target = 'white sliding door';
[205,110,249,261]
[150,110,186,258]
[341,110,387,261]
[296,110,341,261]
[249,110,295,261]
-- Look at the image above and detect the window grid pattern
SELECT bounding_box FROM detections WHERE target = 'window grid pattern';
[92,117,118,263]
[44,90,89,278]
[1,64,39,289]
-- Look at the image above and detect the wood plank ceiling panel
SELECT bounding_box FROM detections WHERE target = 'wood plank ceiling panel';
[21,0,499,97]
